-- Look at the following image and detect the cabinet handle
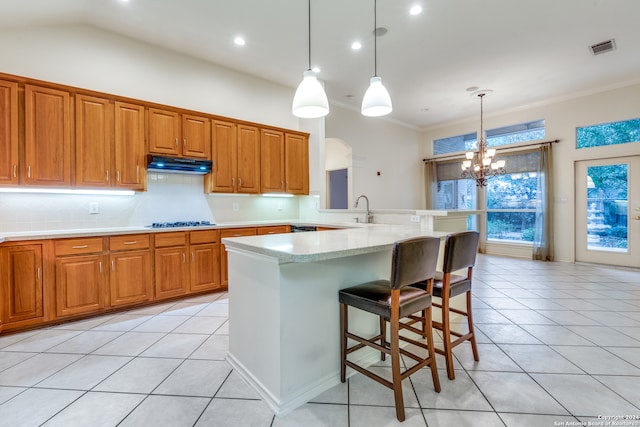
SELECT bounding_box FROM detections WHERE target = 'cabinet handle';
[191,252,195,262]
[231,177,235,189]
[28,166,31,178]
[183,138,187,149]
[123,241,137,245]
[182,253,186,263]
[72,245,88,249]
[37,267,41,281]
[112,260,115,271]
[136,165,139,181]
[238,177,242,187]
[99,261,103,273]
[13,164,17,178]
[117,170,121,182]
[106,170,109,182]
[175,137,179,148]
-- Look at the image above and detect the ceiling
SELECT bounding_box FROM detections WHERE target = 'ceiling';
[1,0,639,128]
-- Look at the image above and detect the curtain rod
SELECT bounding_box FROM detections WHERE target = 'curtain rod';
[422,139,560,162]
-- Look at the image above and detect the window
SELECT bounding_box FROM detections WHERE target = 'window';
[433,132,476,155]
[486,119,545,147]
[486,151,540,243]
[577,118,640,149]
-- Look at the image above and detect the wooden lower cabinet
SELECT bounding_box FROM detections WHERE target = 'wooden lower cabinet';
[220,228,257,287]
[1,243,44,326]
[257,225,290,235]
[108,235,152,309]
[190,243,220,292]
[56,254,107,317]
[155,246,189,300]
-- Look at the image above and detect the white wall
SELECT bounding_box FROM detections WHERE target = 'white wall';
[325,105,422,209]
[421,83,640,263]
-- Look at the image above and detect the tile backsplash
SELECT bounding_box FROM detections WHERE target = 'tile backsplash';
[0,173,300,233]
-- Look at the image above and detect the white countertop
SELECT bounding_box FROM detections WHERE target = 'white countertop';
[0,220,357,244]
[222,224,449,263]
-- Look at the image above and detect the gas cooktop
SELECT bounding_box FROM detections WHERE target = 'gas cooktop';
[148,221,214,228]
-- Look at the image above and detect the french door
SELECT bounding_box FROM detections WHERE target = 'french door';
[575,156,640,267]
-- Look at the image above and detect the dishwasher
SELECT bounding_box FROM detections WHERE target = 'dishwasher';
[290,225,317,232]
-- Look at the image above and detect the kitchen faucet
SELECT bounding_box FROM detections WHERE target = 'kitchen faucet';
[354,195,373,223]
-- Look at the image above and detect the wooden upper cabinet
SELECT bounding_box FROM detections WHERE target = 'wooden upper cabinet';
[148,108,210,158]
[260,128,285,193]
[0,80,18,185]
[285,133,309,195]
[24,85,71,186]
[209,121,260,194]
[209,119,237,193]
[237,124,261,193]
[148,107,181,156]
[114,101,145,190]
[75,95,113,188]
[182,114,211,158]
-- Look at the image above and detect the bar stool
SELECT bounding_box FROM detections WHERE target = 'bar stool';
[431,231,480,380]
[339,236,441,422]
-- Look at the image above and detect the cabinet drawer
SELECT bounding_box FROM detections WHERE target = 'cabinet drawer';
[220,228,257,238]
[257,225,290,235]
[109,234,150,251]
[55,237,104,256]
[155,232,187,248]
[190,229,219,245]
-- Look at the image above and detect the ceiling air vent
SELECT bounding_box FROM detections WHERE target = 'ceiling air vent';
[590,39,616,55]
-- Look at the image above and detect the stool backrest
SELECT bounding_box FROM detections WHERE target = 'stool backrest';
[390,237,440,289]
[441,231,480,274]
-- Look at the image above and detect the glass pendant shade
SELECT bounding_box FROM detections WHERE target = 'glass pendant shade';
[361,76,392,117]
[292,71,329,119]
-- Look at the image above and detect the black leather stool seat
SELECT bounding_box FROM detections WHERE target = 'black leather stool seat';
[432,274,471,298]
[339,280,432,320]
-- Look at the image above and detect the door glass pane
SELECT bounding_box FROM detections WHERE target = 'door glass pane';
[587,164,628,251]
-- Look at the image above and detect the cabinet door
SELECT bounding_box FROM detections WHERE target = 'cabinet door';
[285,133,309,195]
[182,114,211,159]
[114,102,145,190]
[25,85,71,186]
[220,228,257,287]
[210,120,237,193]
[56,254,106,317]
[1,244,43,324]
[237,124,261,193]
[148,108,181,156]
[260,129,285,193]
[76,95,113,187]
[109,250,152,307]
[190,243,220,292]
[0,80,18,185]
[154,246,189,300]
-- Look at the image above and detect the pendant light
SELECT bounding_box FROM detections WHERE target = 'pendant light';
[461,91,507,187]
[361,0,392,117]
[292,0,329,118]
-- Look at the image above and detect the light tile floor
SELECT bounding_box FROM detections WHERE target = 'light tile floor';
[1,254,639,426]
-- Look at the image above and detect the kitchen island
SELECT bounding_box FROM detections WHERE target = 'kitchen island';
[222,224,448,416]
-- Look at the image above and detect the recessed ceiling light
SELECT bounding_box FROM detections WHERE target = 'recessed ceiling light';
[409,5,422,15]
[234,36,246,46]
[465,86,479,92]
[351,41,362,50]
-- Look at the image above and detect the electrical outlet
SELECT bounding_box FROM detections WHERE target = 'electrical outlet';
[89,202,99,214]
[410,215,421,223]
[232,203,239,212]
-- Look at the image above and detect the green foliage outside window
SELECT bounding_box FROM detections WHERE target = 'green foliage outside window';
[577,118,640,148]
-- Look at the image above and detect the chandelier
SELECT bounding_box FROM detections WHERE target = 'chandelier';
[461,92,506,187]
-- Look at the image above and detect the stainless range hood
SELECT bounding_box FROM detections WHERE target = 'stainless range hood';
[146,155,212,175]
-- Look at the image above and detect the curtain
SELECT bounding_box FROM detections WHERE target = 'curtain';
[424,160,438,209]
[533,144,554,261]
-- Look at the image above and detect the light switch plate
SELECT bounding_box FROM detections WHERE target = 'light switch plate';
[89,202,99,214]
